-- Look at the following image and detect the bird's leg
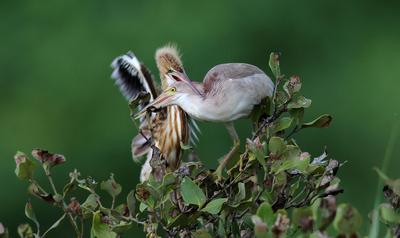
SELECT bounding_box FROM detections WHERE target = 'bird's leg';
[214,122,240,183]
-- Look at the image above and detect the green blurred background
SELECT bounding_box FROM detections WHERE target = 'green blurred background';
[1,1,399,237]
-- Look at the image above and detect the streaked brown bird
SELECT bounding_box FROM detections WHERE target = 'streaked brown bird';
[136,62,275,182]
[111,45,197,182]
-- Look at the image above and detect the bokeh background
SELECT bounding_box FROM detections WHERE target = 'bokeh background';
[1,1,399,237]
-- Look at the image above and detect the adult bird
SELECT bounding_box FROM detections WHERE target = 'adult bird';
[111,45,197,182]
[136,62,275,181]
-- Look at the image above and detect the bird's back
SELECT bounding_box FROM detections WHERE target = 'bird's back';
[199,63,274,121]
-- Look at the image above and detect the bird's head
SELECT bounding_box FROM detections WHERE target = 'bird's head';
[156,44,185,87]
[134,82,201,120]
[156,44,203,97]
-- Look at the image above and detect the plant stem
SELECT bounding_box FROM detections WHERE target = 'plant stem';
[47,172,58,195]
[61,202,81,236]
[369,123,398,238]
[284,125,299,141]
[31,179,48,195]
[111,196,115,210]
[80,218,84,238]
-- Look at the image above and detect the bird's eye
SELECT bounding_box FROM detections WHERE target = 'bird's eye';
[170,87,176,92]
[167,68,173,73]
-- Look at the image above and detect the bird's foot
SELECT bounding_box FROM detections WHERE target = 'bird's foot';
[213,169,225,185]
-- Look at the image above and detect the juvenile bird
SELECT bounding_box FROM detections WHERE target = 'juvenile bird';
[111,45,197,182]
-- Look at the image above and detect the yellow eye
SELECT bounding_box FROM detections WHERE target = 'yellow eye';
[170,87,176,92]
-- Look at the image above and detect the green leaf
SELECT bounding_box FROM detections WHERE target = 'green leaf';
[251,215,269,238]
[333,204,362,236]
[260,189,273,204]
[163,200,176,223]
[139,202,148,212]
[257,202,275,227]
[234,183,246,203]
[108,206,126,222]
[158,173,177,192]
[247,140,266,171]
[384,228,394,238]
[62,182,76,196]
[148,172,160,190]
[269,52,281,79]
[15,153,36,180]
[82,194,98,212]
[27,183,57,207]
[380,203,400,223]
[289,179,301,197]
[269,137,287,158]
[111,221,132,235]
[251,95,272,125]
[297,155,311,172]
[128,91,150,114]
[126,190,136,218]
[25,200,40,233]
[283,76,302,97]
[43,214,65,235]
[306,165,325,175]
[276,91,289,104]
[167,212,203,229]
[276,160,300,174]
[155,187,175,209]
[301,114,332,129]
[273,117,294,133]
[217,219,225,237]
[287,96,312,109]
[225,150,242,172]
[201,198,228,214]
[180,142,192,150]
[17,224,33,238]
[286,224,302,237]
[91,211,116,238]
[393,178,400,196]
[180,176,206,207]
[277,155,310,174]
[288,108,305,125]
[101,173,122,198]
[292,207,313,226]
[224,197,253,212]
[191,229,213,238]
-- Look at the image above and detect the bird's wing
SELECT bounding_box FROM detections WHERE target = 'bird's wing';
[203,63,265,86]
[111,52,160,163]
[110,51,159,111]
[188,116,201,145]
[131,130,151,162]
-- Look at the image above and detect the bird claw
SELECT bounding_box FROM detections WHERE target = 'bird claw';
[213,169,225,185]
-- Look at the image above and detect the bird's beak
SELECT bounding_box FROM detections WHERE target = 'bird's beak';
[134,92,175,119]
[168,69,204,99]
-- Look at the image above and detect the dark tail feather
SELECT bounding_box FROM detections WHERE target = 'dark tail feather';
[110,51,159,111]
[111,51,159,162]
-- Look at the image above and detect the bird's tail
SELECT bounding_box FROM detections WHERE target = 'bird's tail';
[111,51,159,110]
[111,51,158,162]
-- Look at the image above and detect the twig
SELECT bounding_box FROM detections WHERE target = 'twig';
[284,125,299,141]
[47,173,59,195]
[31,179,48,195]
